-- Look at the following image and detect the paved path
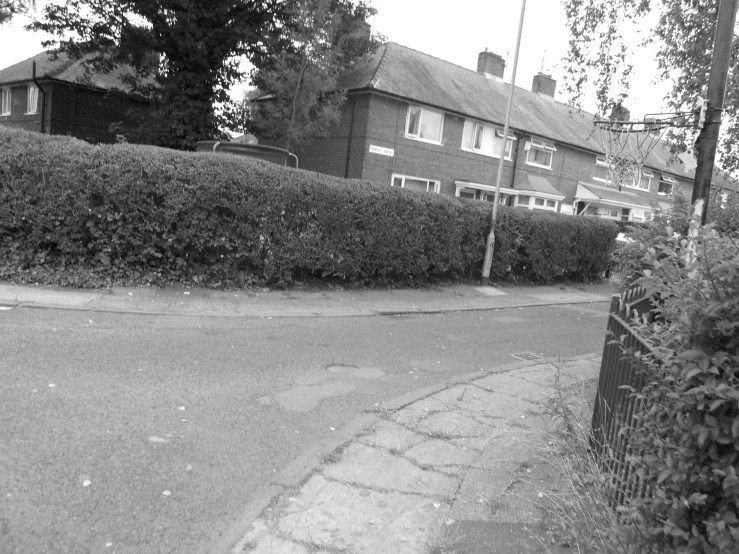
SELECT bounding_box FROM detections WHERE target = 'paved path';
[221,356,597,554]
[1,281,613,553]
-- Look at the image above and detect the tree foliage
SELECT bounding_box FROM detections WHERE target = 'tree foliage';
[614,221,739,552]
[0,0,34,25]
[246,0,381,151]
[29,0,293,149]
[562,0,739,174]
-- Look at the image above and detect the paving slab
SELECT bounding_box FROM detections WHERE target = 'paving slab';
[431,520,548,554]
[275,475,449,554]
[322,443,458,496]
[404,439,480,470]
[357,420,426,453]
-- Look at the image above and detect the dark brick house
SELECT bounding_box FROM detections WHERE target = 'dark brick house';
[0,51,150,144]
[292,42,710,223]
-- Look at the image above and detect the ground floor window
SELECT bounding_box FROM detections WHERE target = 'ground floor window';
[515,194,558,211]
[1,88,10,115]
[391,174,440,193]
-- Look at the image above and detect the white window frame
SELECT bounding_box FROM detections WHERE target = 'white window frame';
[630,209,647,223]
[658,174,676,196]
[391,174,440,194]
[1,88,10,116]
[461,120,516,160]
[596,207,621,220]
[26,85,38,114]
[515,194,559,212]
[637,168,653,191]
[525,138,556,169]
[593,156,610,184]
[405,105,444,145]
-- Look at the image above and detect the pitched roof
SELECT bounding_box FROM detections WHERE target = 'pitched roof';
[338,42,700,180]
[0,51,150,94]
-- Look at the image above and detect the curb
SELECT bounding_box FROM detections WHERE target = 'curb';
[204,352,601,554]
[6,297,610,319]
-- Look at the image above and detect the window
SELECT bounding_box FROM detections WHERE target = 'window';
[461,121,515,159]
[515,194,558,211]
[391,174,440,193]
[596,207,620,219]
[593,156,610,183]
[637,169,653,191]
[630,209,647,223]
[659,174,676,195]
[1,88,10,116]
[26,85,38,114]
[525,138,556,169]
[405,105,443,143]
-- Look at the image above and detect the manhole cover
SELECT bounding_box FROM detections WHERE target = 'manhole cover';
[507,352,542,361]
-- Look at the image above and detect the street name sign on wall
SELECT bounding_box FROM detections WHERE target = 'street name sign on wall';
[369,145,394,157]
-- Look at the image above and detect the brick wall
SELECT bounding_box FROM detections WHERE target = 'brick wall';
[357,94,514,195]
[0,80,149,144]
[290,94,369,178]
[50,83,149,144]
[0,82,49,133]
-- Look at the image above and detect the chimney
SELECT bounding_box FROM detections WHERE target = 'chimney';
[532,73,556,97]
[477,48,505,79]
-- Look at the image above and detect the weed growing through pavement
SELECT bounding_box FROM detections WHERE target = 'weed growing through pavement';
[539,360,644,554]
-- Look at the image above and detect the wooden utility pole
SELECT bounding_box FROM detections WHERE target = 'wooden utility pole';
[691,0,738,225]
[480,0,526,286]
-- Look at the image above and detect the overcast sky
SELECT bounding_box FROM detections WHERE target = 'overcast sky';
[0,0,671,118]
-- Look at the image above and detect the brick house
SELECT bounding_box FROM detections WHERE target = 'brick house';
[0,51,150,144]
[291,42,710,223]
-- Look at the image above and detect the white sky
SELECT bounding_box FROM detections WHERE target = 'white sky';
[0,0,672,118]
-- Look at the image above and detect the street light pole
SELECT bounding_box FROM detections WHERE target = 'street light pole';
[480,0,526,287]
[691,0,738,225]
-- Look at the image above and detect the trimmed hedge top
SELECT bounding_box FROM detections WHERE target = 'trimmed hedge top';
[0,127,618,288]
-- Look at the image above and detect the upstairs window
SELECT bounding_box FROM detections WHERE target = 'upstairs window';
[525,138,556,169]
[637,169,653,191]
[1,88,10,115]
[659,174,676,195]
[405,105,444,144]
[462,120,515,159]
[593,156,610,183]
[392,174,440,193]
[26,85,38,114]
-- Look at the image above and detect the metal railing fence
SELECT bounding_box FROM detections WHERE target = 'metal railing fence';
[590,286,655,506]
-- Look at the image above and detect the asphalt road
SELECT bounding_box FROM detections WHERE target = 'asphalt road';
[0,302,610,553]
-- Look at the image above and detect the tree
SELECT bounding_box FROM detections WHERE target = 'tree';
[246,0,381,151]
[562,0,739,175]
[0,0,34,25]
[29,0,294,149]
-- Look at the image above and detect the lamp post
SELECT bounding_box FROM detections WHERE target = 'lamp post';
[480,0,526,286]
[690,0,738,225]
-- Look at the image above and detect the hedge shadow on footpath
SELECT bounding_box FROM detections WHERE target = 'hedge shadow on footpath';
[0,127,618,289]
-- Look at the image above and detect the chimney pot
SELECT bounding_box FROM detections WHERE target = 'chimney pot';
[532,73,556,97]
[477,50,505,79]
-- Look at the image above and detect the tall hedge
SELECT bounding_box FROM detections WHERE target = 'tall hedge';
[0,127,618,288]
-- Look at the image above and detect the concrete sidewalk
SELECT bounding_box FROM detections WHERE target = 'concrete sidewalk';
[0,281,616,317]
[213,356,598,554]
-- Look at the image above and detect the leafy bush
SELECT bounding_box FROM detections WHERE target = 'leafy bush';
[614,222,739,552]
[0,127,617,288]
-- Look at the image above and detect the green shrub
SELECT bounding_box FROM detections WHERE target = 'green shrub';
[0,127,617,287]
[615,222,739,552]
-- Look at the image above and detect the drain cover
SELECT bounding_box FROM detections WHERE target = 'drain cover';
[507,352,542,361]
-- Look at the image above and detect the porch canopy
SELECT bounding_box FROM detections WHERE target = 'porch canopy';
[574,182,653,211]
[454,175,565,201]
[516,175,565,201]
[454,180,518,198]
